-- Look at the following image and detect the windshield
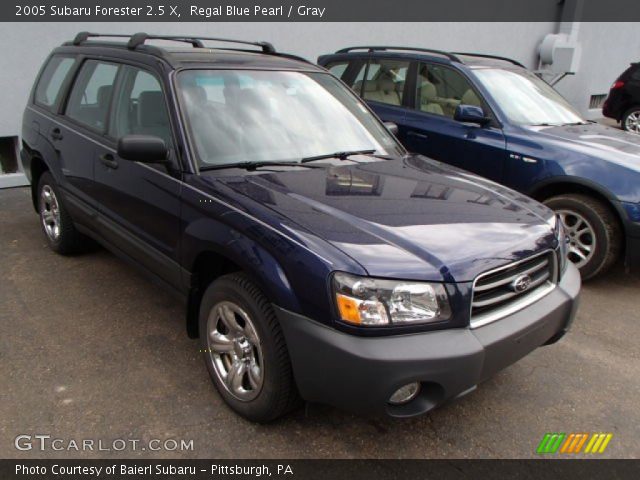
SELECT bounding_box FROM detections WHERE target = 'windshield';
[176,70,403,168]
[473,68,586,126]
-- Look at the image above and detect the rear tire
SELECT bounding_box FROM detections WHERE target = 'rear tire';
[37,172,87,254]
[622,106,640,134]
[199,272,300,422]
[544,194,621,280]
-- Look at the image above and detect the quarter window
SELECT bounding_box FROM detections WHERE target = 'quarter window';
[360,59,409,107]
[326,61,349,80]
[34,56,76,108]
[416,63,481,118]
[65,60,119,131]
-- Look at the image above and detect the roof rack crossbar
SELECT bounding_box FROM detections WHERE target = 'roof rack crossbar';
[127,33,276,53]
[72,32,131,45]
[70,32,276,54]
[452,52,525,68]
[335,46,461,62]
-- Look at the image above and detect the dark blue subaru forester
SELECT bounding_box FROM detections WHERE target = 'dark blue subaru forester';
[21,33,579,422]
[319,46,640,279]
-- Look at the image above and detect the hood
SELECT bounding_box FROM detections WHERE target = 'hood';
[525,122,640,169]
[208,156,557,282]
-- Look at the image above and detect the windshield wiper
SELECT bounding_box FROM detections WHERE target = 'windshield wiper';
[200,161,323,171]
[300,149,377,163]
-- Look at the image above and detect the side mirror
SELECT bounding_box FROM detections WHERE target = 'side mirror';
[117,135,168,164]
[384,121,399,136]
[454,105,491,126]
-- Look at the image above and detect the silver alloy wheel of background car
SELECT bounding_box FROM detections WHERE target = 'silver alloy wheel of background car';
[557,209,596,269]
[206,301,264,401]
[625,110,640,133]
[40,185,61,242]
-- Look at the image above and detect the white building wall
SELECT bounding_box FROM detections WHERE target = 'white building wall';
[0,21,638,182]
[553,22,640,119]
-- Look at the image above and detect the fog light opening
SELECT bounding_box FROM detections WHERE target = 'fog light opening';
[388,382,421,405]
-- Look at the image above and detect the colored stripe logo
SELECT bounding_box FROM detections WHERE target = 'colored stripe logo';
[537,433,612,454]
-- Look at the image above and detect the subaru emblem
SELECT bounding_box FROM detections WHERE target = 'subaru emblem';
[511,274,532,293]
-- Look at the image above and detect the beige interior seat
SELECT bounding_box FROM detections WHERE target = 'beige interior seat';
[363,76,402,106]
[419,81,444,115]
[461,88,481,107]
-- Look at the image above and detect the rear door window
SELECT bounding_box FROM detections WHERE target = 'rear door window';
[325,60,367,95]
[65,60,119,132]
[34,56,76,109]
[360,59,409,107]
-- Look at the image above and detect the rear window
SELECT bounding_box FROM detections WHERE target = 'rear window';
[34,56,76,109]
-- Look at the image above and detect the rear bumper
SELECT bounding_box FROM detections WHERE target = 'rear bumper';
[276,263,580,417]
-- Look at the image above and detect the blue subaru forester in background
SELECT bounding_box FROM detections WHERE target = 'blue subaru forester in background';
[319,46,640,279]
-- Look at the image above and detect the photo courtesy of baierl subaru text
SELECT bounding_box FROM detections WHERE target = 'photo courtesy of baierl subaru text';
[1,0,639,478]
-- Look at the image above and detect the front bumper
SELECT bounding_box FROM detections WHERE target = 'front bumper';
[275,263,580,417]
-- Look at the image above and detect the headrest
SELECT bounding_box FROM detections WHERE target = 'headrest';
[138,91,168,127]
[420,81,437,100]
[378,77,396,93]
[97,85,112,108]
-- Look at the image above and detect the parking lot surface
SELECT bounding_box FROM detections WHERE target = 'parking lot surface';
[1,187,639,459]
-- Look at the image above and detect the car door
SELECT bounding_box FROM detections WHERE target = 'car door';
[358,57,409,130]
[91,64,183,290]
[325,56,409,130]
[401,62,508,183]
[52,58,118,223]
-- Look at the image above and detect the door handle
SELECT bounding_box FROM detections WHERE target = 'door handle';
[50,128,63,141]
[99,153,119,169]
[408,131,429,140]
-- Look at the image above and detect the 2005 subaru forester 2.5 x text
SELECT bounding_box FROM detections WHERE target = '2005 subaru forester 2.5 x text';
[21,32,580,422]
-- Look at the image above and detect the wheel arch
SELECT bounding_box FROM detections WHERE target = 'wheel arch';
[528,176,627,249]
[185,243,299,339]
[26,151,49,213]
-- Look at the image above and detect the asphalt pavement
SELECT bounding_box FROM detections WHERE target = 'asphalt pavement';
[1,186,638,459]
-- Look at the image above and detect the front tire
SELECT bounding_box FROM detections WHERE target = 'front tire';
[544,194,621,280]
[37,172,87,254]
[199,272,300,422]
[622,106,640,134]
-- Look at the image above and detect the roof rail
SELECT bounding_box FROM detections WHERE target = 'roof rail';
[70,32,276,54]
[335,46,461,62]
[452,52,525,68]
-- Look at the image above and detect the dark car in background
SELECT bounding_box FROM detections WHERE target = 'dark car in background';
[21,33,579,422]
[603,62,640,134]
[319,47,640,279]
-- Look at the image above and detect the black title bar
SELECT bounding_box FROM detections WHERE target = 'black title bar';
[4,0,640,22]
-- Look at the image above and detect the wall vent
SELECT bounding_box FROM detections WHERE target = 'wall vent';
[589,94,607,109]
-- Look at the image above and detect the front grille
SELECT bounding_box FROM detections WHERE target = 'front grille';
[470,251,557,328]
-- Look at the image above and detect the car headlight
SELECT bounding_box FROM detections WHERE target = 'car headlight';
[332,272,452,326]
[556,214,569,275]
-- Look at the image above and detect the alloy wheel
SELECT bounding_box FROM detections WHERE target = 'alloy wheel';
[557,209,596,269]
[40,185,61,242]
[625,110,640,133]
[206,301,264,401]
